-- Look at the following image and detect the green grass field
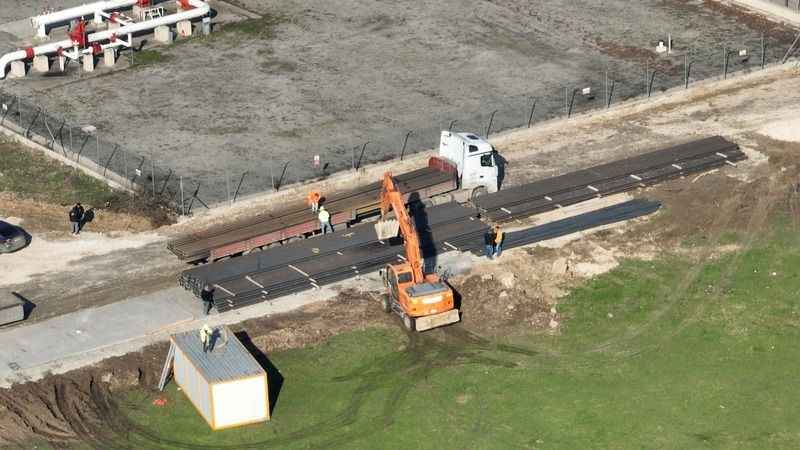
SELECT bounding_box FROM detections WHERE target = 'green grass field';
[113,219,800,449]
[0,139,116,206]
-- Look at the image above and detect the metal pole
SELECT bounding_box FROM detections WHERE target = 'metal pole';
[69,126,73,154]
[180,176,185,215]
[761,33,765,69]
[96,134,100,164]
[485,110,497,137]
[400,130,412,160]
[604,70,608,108]
[226,170,231,205]
[270,162,274,191]
[723,47,728,79]
[684,54,688,88]
[151,158,156,197]
[527,99,536,128]
[564,87,568,115]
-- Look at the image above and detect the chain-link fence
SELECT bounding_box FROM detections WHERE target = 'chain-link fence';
[1,32,798,215]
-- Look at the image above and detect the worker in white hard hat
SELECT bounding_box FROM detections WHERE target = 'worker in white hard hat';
[200,324,213,353]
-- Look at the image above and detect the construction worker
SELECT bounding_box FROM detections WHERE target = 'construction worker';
[484,227,496,259]
[307,190,321,213]
[493,224,505,258]
[200,324,212,353]
[318,205,333,234]
[200,284,214,315]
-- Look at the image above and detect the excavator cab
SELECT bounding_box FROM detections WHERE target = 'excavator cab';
[376,172,460,332]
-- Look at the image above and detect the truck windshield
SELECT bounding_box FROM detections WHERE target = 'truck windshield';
[480,153,494,167]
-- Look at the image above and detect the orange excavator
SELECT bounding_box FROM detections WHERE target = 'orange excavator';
[375,172,460,331]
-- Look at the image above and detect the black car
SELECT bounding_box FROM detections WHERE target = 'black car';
[0,221,28,253]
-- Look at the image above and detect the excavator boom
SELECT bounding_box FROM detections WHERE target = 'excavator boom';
[378,173,424,283]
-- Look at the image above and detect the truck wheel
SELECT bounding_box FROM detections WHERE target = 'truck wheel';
[402,314,415,331]
[471,186,488,201]
[380,294,391,313]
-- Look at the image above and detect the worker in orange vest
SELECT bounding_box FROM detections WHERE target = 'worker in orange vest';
[493,224,505,258]
[307,190,321,212]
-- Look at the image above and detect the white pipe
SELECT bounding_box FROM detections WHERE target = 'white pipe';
[1,0,209,79]
[31,0,139,38]
[89,0,209,43]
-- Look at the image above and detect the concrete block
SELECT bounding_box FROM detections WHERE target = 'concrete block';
[155,25,173,43]
[177,20,192,37]
[53,56,67,73]
[32,55,49,73]
[9,61,26,78]
[82,54,95,72]
[104,49,116,67]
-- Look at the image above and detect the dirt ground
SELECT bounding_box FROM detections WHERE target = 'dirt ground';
[0,0,795,203]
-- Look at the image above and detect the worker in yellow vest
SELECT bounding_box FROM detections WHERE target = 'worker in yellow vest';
[200,324,212,353]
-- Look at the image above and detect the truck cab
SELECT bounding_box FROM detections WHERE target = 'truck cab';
[438,131,499,199]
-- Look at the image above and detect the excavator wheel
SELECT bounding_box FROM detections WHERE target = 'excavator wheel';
[380,294,391,313]
[471,186,488,201]
[402,314,415,332]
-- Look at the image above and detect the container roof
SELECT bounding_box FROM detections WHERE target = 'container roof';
[172,326,265,383]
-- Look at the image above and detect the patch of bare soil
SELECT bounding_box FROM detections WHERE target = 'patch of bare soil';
[0,192,156,235]
[592,38,679,75]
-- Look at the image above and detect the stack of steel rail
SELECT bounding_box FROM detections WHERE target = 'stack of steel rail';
[472,199,662,256]
[474,136,744,222]
[168,165,456,262]
[180,202,488,312]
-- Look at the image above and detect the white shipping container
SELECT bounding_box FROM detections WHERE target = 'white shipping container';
[170,326,270,430]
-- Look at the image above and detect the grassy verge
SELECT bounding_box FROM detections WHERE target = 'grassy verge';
[111,221,800,449]
[0,139,116,206]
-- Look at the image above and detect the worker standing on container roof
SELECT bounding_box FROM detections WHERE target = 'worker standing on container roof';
[200,324,212,353]
[307,190,321,213]
[318,205,333,234]
[493,224,505,258]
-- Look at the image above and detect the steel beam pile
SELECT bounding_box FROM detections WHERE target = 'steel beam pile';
[167,166,456,262]
[180,202,487,312]
[474,136,744,222]
[473,199,662,256]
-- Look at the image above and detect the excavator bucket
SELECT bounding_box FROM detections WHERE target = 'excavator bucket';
[375,218,400,240]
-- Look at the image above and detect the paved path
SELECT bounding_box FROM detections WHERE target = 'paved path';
[0,277,382,388]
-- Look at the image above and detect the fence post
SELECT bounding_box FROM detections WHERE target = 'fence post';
[400,130,412,160]
[179,176,185,215]
[233,172,246,203]
[226,170,231,206]
[355,141,368,170]
[723,46,728,79]
[151,158,156,197]
[270,162,274,191]
[606,80,615,108]
[527,98,536,127]
[96,134,100,165]
[761,33,765,69]
[485,110,497,137]
[647,70,656,97]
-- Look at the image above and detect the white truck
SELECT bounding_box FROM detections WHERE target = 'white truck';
[435,130,500,201]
